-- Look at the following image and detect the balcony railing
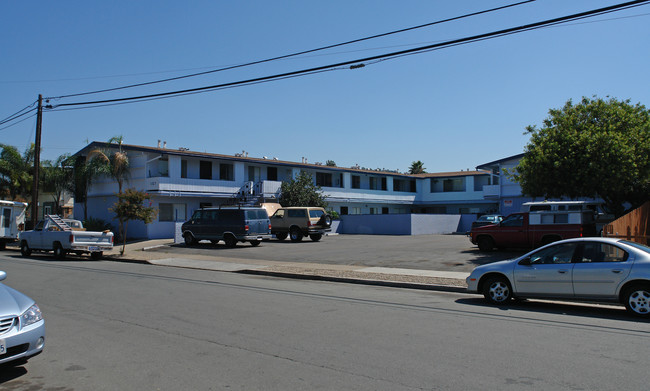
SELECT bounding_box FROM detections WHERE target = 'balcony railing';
[482,184,500,198]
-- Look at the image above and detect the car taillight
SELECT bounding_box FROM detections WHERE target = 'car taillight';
[268,224,272,230]
[111,235,114,244]
[245,225,249,232]
[69,234,74,243]
[308,220,312,226]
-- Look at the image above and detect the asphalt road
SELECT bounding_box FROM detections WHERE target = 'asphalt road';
[1,254,649,390]
[155,234,527,272]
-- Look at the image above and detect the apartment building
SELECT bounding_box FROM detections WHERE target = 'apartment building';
[73,142,505,239]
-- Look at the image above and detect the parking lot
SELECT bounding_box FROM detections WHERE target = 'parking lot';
[150,234,528,272]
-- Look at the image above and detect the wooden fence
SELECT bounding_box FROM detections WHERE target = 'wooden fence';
[603,201,650,245]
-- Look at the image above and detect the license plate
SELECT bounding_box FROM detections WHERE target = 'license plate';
[0,338,6,355]
[89,246,100,251]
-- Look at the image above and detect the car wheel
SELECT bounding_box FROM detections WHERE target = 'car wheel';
[90,251,103,261]
[624,284,650,317]
[275,232,288,241]
[250,240,261,247]
[224,235,237,248]
[290,228,303,242]
[477,236,494,252]
[482,276,513,304]
[309,234,322,242]
[0,241,6,251]
[20,241,31,257]
[53,243,66,260]
[184,232,196,247]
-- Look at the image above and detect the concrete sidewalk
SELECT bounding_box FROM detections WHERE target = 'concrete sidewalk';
[105,239,469,293]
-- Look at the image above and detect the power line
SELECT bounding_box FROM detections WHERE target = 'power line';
[48,0,650,110]
[0,101,38,126]
[47,0,536,100]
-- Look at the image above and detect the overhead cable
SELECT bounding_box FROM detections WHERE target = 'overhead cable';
[48,0,650,110]
[47,0,536,100]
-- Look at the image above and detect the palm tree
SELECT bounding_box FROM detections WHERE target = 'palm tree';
[87,136,130,194]
[409,160,426,175]
[41,153,74,215]
[0,143,34,201]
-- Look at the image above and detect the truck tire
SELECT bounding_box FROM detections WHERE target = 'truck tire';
[309,234,322,242]
[224,234,237,248]
[90,252,103,261]
[275,232,288,241]
[290,227,303,242]
[53,242,67,260]
[477,236,495,252]
[184,232,197,247]
[20,241,31,257]
[0,241,6,251]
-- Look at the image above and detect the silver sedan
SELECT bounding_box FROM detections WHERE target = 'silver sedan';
[466,238,650,317]
[0,270,45,366]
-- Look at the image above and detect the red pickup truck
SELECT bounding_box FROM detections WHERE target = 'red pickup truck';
[469,211,597,251]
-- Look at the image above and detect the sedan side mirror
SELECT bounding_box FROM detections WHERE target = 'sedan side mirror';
[518,258,531,266]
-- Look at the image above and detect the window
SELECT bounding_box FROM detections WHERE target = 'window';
[309,209,324,218]
[352,175,360,189]
[369,177,377,190]
[393,179,416,192]
[159,203,187,222]
[220,163,234,181]
[350,207,361,215]
[382,207,389,214]
[541,213,569,224]
[501,214,524,227]
[199,202,212,209]
[158,158,169,177]
[267,167,278,181]
[580,243,628,263]
[2,208,11,228]
[528,243,578,265]
[200,161,212,180]
[369,208,377,215]
[340,207,348,215]
[288,209,307,218]
[443,178,465,192]
[181,160,188,178]
[316,172,332,187]
[381,177,387,191]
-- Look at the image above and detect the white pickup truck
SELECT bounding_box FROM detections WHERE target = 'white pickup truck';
[19,215,113,260]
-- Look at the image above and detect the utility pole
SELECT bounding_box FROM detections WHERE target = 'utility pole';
[31,94,43,229]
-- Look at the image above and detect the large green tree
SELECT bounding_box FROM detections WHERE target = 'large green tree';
[279,171,327,208]
[0,143,34,201]
[513,97,650,217]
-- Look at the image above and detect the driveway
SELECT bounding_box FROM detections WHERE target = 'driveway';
[149,234,527,272]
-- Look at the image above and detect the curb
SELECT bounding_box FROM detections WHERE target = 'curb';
[237,269,468,293]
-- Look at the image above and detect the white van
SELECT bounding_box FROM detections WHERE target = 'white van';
[0,200,28,250]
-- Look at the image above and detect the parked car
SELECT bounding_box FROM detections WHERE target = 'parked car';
[19,215,113,260]
[466,238,650,317]
[0,270,45,366]
[470,210,597,251]
[470,214,503,230]
[269,207,332,242]
[181,207,272,247]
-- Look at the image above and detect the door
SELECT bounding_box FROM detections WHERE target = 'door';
[0,208,10,237]
[572,241,632,298]
[513,242,579,296]
[492,213,528,248]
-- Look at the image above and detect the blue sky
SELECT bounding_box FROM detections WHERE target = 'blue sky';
[2,0,649,173]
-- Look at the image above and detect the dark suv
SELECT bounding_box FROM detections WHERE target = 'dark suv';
[181,207,271,247]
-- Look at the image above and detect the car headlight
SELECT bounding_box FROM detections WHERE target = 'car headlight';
[20,304,43,327]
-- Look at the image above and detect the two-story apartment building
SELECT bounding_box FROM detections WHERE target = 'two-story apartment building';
[73,141,505,239]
